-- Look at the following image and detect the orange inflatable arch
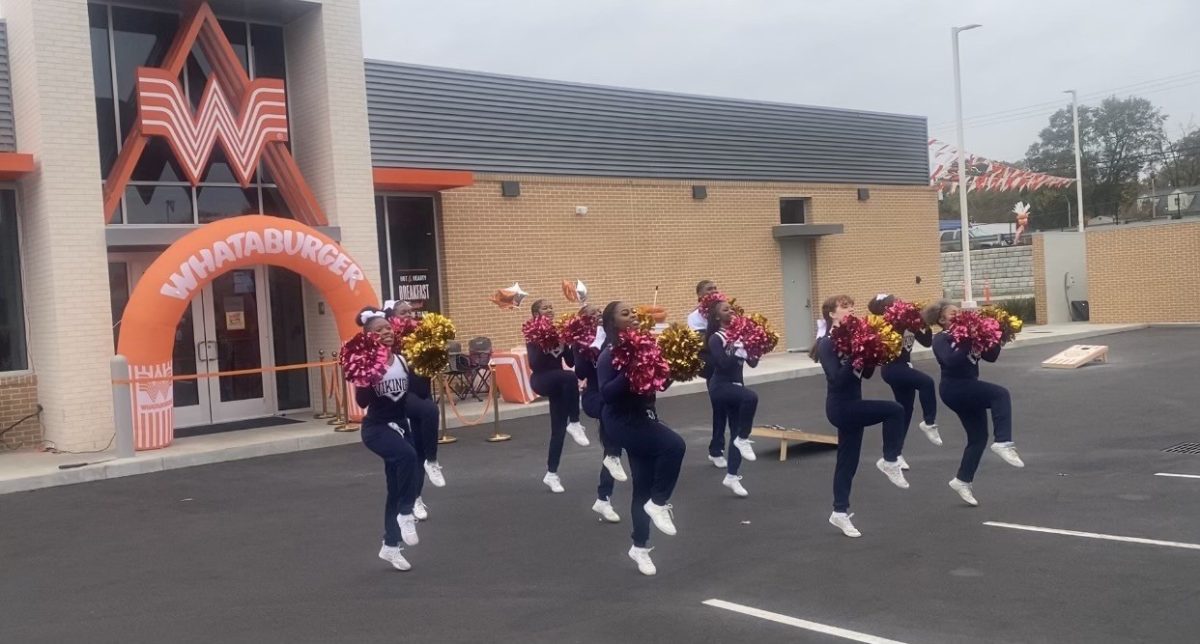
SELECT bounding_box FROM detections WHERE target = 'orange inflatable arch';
[117,216,378,449]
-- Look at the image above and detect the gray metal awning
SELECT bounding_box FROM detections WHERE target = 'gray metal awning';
[772,223,844,239]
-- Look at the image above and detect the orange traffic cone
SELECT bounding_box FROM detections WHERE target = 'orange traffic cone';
[983,279,992,305]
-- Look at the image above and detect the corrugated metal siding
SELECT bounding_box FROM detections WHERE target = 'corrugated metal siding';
[366,61,929,185]
[0,22,16,152]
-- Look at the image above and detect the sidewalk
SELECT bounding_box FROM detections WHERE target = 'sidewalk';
[0,322,1140,494]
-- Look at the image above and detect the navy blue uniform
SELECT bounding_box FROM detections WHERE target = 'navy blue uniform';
[706,331,759,475]
[527,340,581,473]
[576,345,620,501]
[598,346,685,548]
[405,374,439,497]
[880,328,937,451]
[932,332,1010,482]
[817,337,904,513]
[356,356,421,547]
[694,308,729,459]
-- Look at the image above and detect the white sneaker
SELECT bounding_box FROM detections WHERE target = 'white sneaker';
[397,513,419,546]
[413,497,429,521]
[829,512,861,538]
[876,458,910,489]
[628,546,657,576]
[566,422,590,447]
[991,442,1025,468]
[424,460,446,488]
[592,499,621,523]
[708,454,728,469]
[543,472,565,493]
[919,421,943,446]
[722,474,749,497]
[603,455,628,482]
[732,437,757,462]
[643,501,677,536]
[378,543,411,571]
[949,478,979,506]
[897,455,911,471]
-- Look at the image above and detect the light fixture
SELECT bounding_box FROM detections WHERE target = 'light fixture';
[501,181,520,198]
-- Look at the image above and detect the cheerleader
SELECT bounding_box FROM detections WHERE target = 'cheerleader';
[867,294,943,471]
[811,295,908,538]
[705,299,759,497]
[353,307,420,570]
[688,279,729,469]
[384,301,445,522]
[527,299,590,493]
[599,300,686,576]
[923,300,1024,506]
[574,304,626,523]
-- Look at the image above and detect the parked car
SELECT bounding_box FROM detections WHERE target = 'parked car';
[939,226,1005,252]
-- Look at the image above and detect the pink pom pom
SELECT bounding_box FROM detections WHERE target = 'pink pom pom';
[612,329,671,395]
[522,315,561,353]
[559,312,599,357]
[340,332,391,387]
[883,300,925,335]
[830,314,890,369]
[947,310,1002,354]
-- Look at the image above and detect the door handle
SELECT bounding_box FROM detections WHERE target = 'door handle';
[205,340,220,362]
[196,341,208,362]
[805,299,811,309]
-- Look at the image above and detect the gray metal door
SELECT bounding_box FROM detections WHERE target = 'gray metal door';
[779,239,814,351]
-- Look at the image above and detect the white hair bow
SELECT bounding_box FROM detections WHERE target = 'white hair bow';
[359,310,386,325]
[815,318,828,340]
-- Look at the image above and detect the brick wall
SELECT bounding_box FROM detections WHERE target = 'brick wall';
[941,245,1033,300]
[1086,220,1200,323]
[437,175,942,351]
[0,373,40,450]
[1032,236,1048,324]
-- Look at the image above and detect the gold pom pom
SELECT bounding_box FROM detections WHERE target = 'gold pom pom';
[634,309,655,333]
[866,314,903,363]
[656,322,704,382]
[980,306,1023,343]
[401,313,458,377]
[747,312,780,354]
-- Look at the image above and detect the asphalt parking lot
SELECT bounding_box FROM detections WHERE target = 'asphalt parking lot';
[2,328,1198,643]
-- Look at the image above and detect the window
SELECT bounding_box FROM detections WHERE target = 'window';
[780,198,809,225]
[378,196,442,315]
[0,191,28,371]
[89,2,288,224]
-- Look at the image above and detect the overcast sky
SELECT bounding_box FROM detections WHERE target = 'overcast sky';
[361,0,1199,167]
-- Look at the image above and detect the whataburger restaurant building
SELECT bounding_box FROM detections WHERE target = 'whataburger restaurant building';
[0,0,940,453]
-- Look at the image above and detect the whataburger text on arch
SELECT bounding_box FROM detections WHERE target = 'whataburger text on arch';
[159,228,364,300]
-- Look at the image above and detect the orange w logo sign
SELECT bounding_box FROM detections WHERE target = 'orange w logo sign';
[135,67,288,187]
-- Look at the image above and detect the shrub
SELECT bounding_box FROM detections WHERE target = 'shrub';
[996,297,1036,324]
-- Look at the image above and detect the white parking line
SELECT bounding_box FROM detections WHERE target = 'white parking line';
[1155,472,1200,480]
[984,522,1200,551]
[702,599,910,644]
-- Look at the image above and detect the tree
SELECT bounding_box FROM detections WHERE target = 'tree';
[1157,127,1200,190]
[1025,96,1166,221]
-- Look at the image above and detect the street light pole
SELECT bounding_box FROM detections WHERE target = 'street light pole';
[1066,90,1085,232]
[952,24,981,307]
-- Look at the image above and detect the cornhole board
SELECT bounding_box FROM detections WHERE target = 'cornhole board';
[492,349,538,404]
[750,426,838,461]
[1041,344,1109,369]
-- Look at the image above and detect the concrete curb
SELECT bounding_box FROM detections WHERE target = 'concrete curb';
[0,324,1146,495]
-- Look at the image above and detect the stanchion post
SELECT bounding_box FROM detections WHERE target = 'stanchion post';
[332,357,353,431]
[110,355,136,458]
[314,350,334,419]
[486,366,511,442]
[437,373,458,444]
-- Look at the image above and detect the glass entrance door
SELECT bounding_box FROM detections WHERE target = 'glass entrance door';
[202,268,271,423]
[116,256,273,427]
